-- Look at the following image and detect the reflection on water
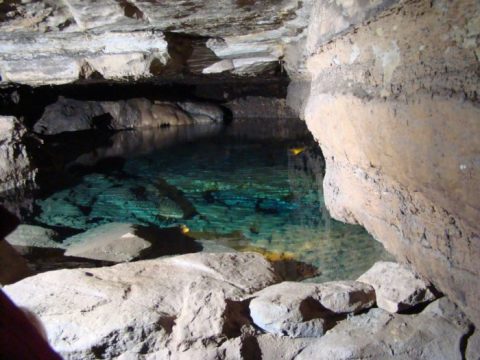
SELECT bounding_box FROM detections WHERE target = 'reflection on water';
[29,121,392,282]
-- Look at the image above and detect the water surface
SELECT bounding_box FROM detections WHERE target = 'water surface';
[31,121,392,282]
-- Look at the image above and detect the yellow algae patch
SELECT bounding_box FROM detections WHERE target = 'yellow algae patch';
[289,147,306,156]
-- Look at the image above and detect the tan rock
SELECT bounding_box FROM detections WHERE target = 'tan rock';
[302,0,480,326]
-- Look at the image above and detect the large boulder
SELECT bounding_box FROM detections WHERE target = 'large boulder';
[295,297,473,360]
[302,0,480,326]
[357,261,437,313]
[249,281,375,338]
[3,252,280,359]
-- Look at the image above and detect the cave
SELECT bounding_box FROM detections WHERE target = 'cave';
[0,1,479,359]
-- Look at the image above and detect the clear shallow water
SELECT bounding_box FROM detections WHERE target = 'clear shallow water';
[32,123,392,282]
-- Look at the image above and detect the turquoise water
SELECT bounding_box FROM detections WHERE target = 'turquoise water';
[33,123,391,282]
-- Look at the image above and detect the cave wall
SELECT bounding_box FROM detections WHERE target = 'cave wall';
[0,0,479,328]
[300,0,480,326]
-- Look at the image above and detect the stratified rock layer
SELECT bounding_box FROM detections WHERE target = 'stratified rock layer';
[302,0,480,326]
[0,116,35,193]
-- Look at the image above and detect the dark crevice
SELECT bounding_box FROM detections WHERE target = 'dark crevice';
[118,0,145,20]
[460,325,475,360]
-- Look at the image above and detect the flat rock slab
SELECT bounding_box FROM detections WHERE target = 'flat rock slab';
[357,261,437,313]
[6,225,62,253]
[249,280,375,338]
[295,298,472,360]
[64,223,151,262]
[64,223,203,262]
[3,252,280,359]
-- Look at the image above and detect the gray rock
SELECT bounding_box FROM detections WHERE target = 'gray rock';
[3,252,280,359]
[33,97,224,135]
[5,225,62,252]
[467,330,480,360]
[176,101,224,123]
[357,261,437,313]
[0,116,36,193]
[256,334,317,360]
[249,281,375,338]
[64,223,152,262]
[296,298,472,360]
[0,1,312,85]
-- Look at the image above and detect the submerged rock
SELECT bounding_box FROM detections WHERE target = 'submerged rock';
[357,261,437,313]
[5,225,62,253]
[64,223,203,262]
[249,281,375,338]
[3,252,280,359]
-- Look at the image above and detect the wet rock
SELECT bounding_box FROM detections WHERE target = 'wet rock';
[33,97,224,135]
[249,281,375,338]
[64,223,203,262]
[177,101,224,123]
[296,298,472,360]
[3,252,280,359]
[5,225,62,253]
[0,116,36,193]
[64,223,152,262]
[358,261,437,313]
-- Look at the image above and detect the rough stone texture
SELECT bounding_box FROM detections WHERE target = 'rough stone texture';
[249,281,375,338]
[5,225,62,252]
[3,252,280,359]
[302,0,480,326]
[296,298,473,360]
[33,97,223,135]
[0,116,35,193]
[467,330,480,360]
[358,261,437,313]
[0,0,313,85]
[256,334,317,360]
[224,97,297,120]
[64,223,151,262]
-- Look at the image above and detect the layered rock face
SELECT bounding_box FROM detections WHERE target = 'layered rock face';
[0,0,312,85]
[301,0,480,326]
[0,116,35,193]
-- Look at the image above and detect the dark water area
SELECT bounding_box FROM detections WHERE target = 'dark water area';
[14,119,392,282]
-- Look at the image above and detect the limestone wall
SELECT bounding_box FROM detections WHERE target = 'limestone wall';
[300,0,480,325]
